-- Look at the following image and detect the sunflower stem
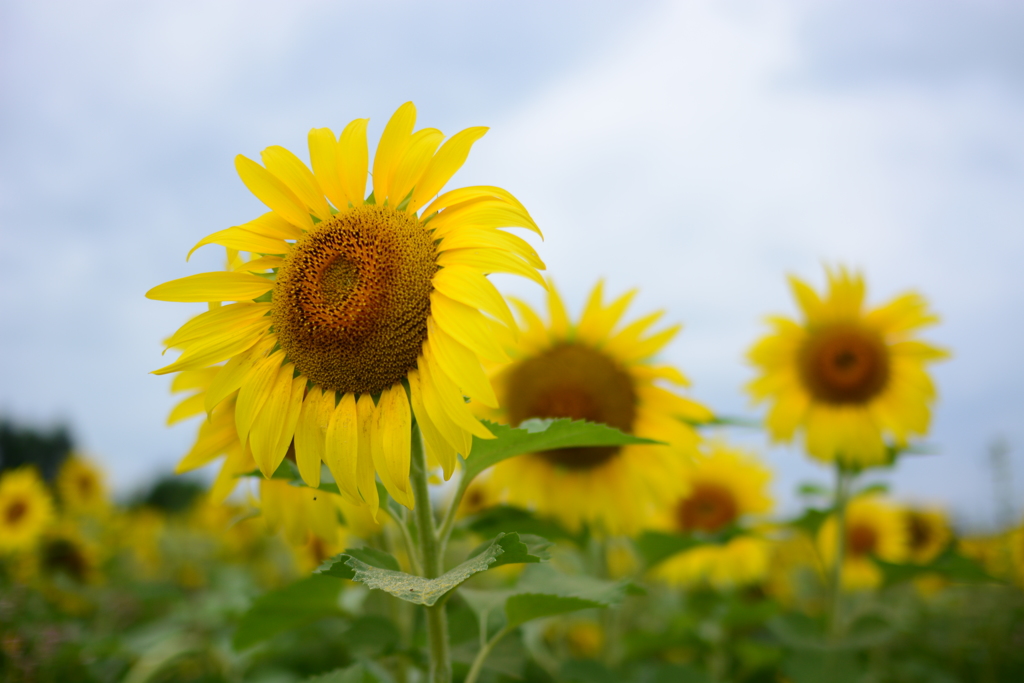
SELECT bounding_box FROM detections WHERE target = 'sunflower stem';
[829,462,852,641]
[410,425,451,683]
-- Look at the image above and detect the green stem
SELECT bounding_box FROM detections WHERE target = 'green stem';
[829,463,851,640]
[410,426,451,683]
[464,627,510,683]
[436,463,470,557]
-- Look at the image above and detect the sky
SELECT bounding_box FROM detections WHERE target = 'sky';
[1,0,1021,530]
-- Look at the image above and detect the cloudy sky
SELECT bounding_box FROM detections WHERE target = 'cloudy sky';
[1,0,1021,529]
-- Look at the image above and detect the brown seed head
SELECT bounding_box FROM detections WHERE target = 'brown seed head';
[272,205,437,395]
[799,325,890,404]
[504,343,637,469]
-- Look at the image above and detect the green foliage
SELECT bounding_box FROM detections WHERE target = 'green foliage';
[877,549,994,586]
[233,574,344,650]
[463,418,661,483]
[467,505,587,546]
[0,416,73,479]
[321,533,548,606]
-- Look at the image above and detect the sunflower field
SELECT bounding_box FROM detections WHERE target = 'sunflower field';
[2,103,1023,683]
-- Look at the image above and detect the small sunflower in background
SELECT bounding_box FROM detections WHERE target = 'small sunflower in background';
[37,522,102,584]
[0,467,55,554]
[748,266,947,468]
[903,507,951,565]
[653,444,773,589]
[148,102,544,514]
[478,281,711,536]
[818,495,907,590]
[56,455,108,516]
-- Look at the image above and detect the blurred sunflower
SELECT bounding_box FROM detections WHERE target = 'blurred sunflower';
[56,455,108,516]
[818,495,907,590]
[903,507,951,565]
[668,443,772,535]
[748,267,947,467]
[0,467,55,553]
[654,444,773,589]
[38,522,101,584]
[655,535,772,591]
[479,281,711,535]
[148,102,544,513]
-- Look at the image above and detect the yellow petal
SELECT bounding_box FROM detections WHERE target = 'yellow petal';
[377,385,413,507]
[273,375,308,470]
[242,211,304,240]
[324,392,361,504]
[436,226,544,270]
[415,360,472,461]
[187,227,289,261]
[234,255,285,272]
[372,102,416,205]
[408,369,458,479]
[430,291,509,362]
[308,127,346,210]
[427,319,498,408]
[176,411,236,473]
[425,186,541,237]
[147,271,274,303]
[338,118,369,206]
[356,393,381,517]
[249,362,298,477]
[422,341,494,440]
[294,386,327,488]
[235,155,313,230]
[410,126,488,213]
[166,392,205,426]
[164,302,271,350]
[437,248,546,289]
[204,336,276,413]
[170,367,219,394]
[430,266,517,334]
[235,351,283,446]
[261,145,332,220]
[154,316,271,375]
[389,128,444,208]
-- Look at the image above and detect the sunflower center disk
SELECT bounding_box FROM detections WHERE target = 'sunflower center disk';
[907,514,931,551]
[676,483,738,533]
[846,523,878,557]
[504,343,637,469]
[44,538,89,581]
[272,205,437,395]
[798,325,890,404]
[5,500,27,525]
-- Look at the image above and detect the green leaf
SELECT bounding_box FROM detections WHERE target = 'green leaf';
[504,565,631,628]
[505,593,606,629]
[796,482,829,498]
[680,414,761,430]
[634,531,710,569]
[789,508,831,535]
[320,533,542,606]
[466,532,552,568]
[345,547,402,572]
[233,575,344,650]
[320,546,401,581]
[463,418,660,482]
[855,482,889,497]
[301,663,385,683]
[877,550,994,586]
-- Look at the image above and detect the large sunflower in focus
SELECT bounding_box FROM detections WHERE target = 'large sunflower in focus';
[479,281,711,535]
[148,103,544,512]
[748,267,947,467]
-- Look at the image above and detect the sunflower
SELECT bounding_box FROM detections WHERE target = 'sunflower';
[666,443,773,535]
[478,280,711,535]
[655,535,773,590]
[56,455,108,516]
[0,467,55,553]
[818,495,907,590]
[653,444,773,588]
[148,103,543,514]
[903,506,951,565]
[38,522,101,584]
[748,267,947,467]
